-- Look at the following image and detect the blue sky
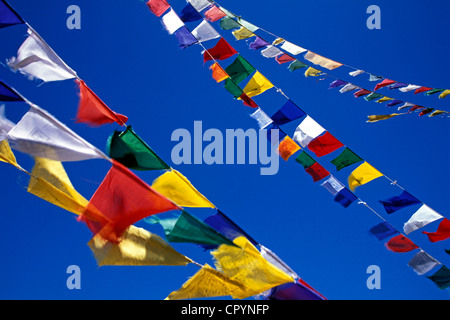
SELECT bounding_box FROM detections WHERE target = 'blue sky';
[0,0,449,300]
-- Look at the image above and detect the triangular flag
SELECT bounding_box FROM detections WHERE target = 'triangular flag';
[277,136,301,161]
[330,147,363,171]
[427,266,450,289]
[0,0,24,29]
[425,88,444,96]
[399,84,421,92]
[151,169,215,208]
[249,37,270,50]
[304,51,342,70]
[414,86,432,94]
[380,190,421,214]
[423,218,450,243]
[0,79,24,102]
[307,131,344,157]
[276,54,296,65]
[88,225,192,266]
[364,92,384,101]
[80,160,179,243]
[348,162,383,192]
[106,126,170,171]
[339,83,359,93]
[242,71,274,98]
[354,89,372,98]
[75,80,128,127]
[374,79,396,91]
[146,0,170,17]
[7,28,77,82]
[385,235,418,253]
[203,38,237,63]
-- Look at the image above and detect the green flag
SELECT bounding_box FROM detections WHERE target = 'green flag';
[149,211,236,247]
[330,147,363,171]
[106,126,170,171]
[425,88,445,96]
[224,78,244,98]
[427,266,450,289]
[364,92,384,102]
[225,55,256,84]
[288,60,308,72]
[219,16,241,30]
[295,151,316,169]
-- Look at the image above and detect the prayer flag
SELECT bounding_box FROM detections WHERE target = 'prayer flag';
[307,132,344,157]
[209,62,228,83]
[80,160,179,243]
[232,26,254,40]
[369,222,398,240]
[403,204,443,234]
[354,89,371,98]
[0,0,24,28]
[191,20,220,43]
[27,157,89,215]
[7,28,77,82]
[75,80,128,127]
[320,175,345,196]
[380,190,421,214]
[295,151,316,169]
[151,169,215,208]
[367,114,401,123]
[364,92,384,102]
[334,187,358,208]
[304,51,342,70]
[271,100,306,126]
[408,250,439,276]
[179,3,202,22]
[330,147,363,171]
[242,71,274,98]
[250,107,273,129]
[427,266,450,289]
[223,78,243,98]
[348,162,383,192]
[399,84,421,92]
[249,37,270,50]
[305,162,330,182]
[349,70,364,77]
[276,54,295,65]
[88,225,192,266]
[386,99,402,107]
[414,86,432,94]
[219,16,240,30]
[385,235,418,253]
[329,80,347,89]
[146,0,170,17]
[277,136,301,161]
[389,83,407,90]
[203,38,237,62]
[0,105,14,141]
[239,93,258,108]
[106,126,170,171]
[425,88,444,96]
[369,74,383,82]
[7,104,107,162]
[304,67,322,77]
[423,218,450,243]
[376,96,394,103]
[280,41,307,55]
[293,115,325,148]
[263,280,326,300]
[339,83,358,93]
[211,237,295,299]
[265,123,286,144]
[261,46,283,58]
[225,55,255,84]
[161,8,184,35]
[174,26,198,49]
[188,0,211,12]
[260,246,299,280]
[439,89,450,99]
[429,110,446,117]
[237,18,259,33]
[204,5,226,22]
[374,79,396,91]
[419,108,434,116]
[288,60,307,72]
[0,79,23,102]
[0,139,19,168]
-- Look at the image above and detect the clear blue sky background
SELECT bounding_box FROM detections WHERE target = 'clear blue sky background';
[0,0,449,300]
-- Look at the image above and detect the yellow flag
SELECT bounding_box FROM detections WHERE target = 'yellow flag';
[166,264,248,300]
[348,162,383,192]
[0,139,19,167]
[88,225,192,267]
[366,113,402,123]
[375,96,394,103]
[304,66,322,77]
[151,169,215,208]
[232,26,255,40]
[27,157,89,215]
[242,71,274,98]
[439,89,450,99]
[211,237,295,299]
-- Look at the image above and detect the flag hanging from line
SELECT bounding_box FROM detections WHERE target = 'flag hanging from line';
[347,162,383,192]
[307,131,344,157]
[0,0,24,29]
[379,190,421,214]
[0,79,24,102]
[385,235,418,253]
[403,204,443,235]
[423,218,450,243]
[330,147,363,171]
[146,0,170,17]
[271,100,306,126]
[203,37,237,63]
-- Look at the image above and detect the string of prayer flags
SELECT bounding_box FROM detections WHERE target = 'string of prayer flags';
[423,218,450,243]
[369,222,399,241]
[403,204,443,235]
[75,80,128,127]
[151,169,215,208]
[174,26,198,49]
[427,266,450,289]
[106,126,170,171]
[380,190,421,214]
[80,160,179,243]
[88,225,193,266]
[149,210,236,247]
[242,71,274,98]
[408,250,440,276]
[293,115,325,148]
[224,55,255,84]
[161,8,184,35]
[0,80,23,102]
[385,235,418,253]
[7,104,108,162]
[204,5,226,23]
[146,0,170,17]
[209,62,228,83]
[7,28,77,82]
[347,162,383,192]
[277,136,301,161]
[203,37,237,62]
[27,157,89,215]
[307,132,344,157]
[179,3,202,23]
[211,237,295,299]
[271,100,306,126]
[330,148,363,171]
[304,51,342,70]
[191,20,220,43]
[0,0,24,29]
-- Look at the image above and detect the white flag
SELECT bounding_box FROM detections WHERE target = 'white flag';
[7,104,108,162]
[191,20,220,42]
[339,83,359,93]
[7,28,77,82]
[249,108,273,129]
[399,84,421,93]
[261,46,283,58]
[188,0,211,12]
[408,250,440,275]
[161,8,184,35]
[0,105,15,141]
[349,70,364,77]
[293,115,325,148]
[304,51,343,70]
[321,175,345,196]
[280,41,307,56]
[403,204,443,235]
[260,245,299,280]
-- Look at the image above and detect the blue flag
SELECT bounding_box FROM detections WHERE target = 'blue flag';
[380,190,421,214]
[369,222,398,240]
[334,188,358,208]
[0,80,23,102]
[0,0,24,29]
[179,3,202,22]
[174,26,198,49]
[271,100,306,126]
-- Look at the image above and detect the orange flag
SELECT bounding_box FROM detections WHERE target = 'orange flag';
[277,136,301,161]
[209,63,229,83]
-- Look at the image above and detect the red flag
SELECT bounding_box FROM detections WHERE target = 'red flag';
[204,5,227,22]
[75,80,128,127]
[304,162,330,182]
[203,38,238,63]
[414,86,432,94]
[374,79,396,91]
[423,218,450,243]
[146,0,170,17]
[385,235,418,253]
[353,89,372,98]
[80,160,179,243]
[276,54,296,65]
[239,93,258,108]
[307,132,344,157]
